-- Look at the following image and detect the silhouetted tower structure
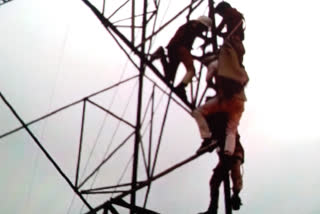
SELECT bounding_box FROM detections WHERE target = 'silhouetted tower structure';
[0,0,235,213]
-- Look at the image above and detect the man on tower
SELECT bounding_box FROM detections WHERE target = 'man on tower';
[193,2,248,211]
[150,16,212,102]
[197,111,244,214]
[192,1,248,159]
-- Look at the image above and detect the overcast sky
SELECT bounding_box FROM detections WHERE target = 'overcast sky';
[1,0,320,214]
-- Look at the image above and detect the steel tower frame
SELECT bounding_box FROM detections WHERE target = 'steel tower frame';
[0,0,234,213]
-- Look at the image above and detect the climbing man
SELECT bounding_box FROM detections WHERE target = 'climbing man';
[192,1,248,157]
[150,16,212,102]
[214,1,246,66]
[198,111,244,214]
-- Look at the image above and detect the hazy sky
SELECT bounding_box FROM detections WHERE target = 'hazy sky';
[1,0,320,214]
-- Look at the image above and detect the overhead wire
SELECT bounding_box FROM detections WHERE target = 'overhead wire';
[1,0,200,211]
[27,0,210,212]
[111,155,134,198]
[21,6,72,214]
[60,2,134,213]
[77,0,161,204]
[67,57,133,214]
[74,52,140,213]
[78,59,131,184]
[146,0,171,53]
[85,78,139,185]
[139,83,170,178]
[76,1,172,207]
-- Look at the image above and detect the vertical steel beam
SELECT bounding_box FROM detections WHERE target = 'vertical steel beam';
[131,0,135,45]
[208,0,218,51]
[131,0,148,213]
[75,99,87,187]
[224,175,233,214]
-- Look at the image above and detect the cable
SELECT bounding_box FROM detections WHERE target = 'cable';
[21,8,72,214]
[111,155,134,198]
[75,57,137,213]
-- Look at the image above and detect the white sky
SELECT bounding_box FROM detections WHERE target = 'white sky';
[1,0,320,214]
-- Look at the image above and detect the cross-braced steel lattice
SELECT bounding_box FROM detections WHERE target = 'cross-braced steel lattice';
[0,0,235,213]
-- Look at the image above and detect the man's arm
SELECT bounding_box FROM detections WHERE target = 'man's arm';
[214,19,227,38]
[197,30,218,50]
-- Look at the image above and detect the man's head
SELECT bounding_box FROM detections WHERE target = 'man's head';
[196,16,212,29]
[215,1,231,15]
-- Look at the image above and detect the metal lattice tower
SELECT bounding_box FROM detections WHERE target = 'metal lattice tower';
[0,0,234,213]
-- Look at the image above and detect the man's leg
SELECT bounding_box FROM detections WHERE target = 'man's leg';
[150,47,179,85]
[179,49,196,86]
[162,47,181,84]
[231,159,243,194]
[150,46,165,61]
[198,162,222,214]
[230,158,243,210]
[224,99,244,156]
[199,156,233,214]
[192,97,227,153]
[192,97,224,139]
[175,47,195,87]
[173,47,195,101]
